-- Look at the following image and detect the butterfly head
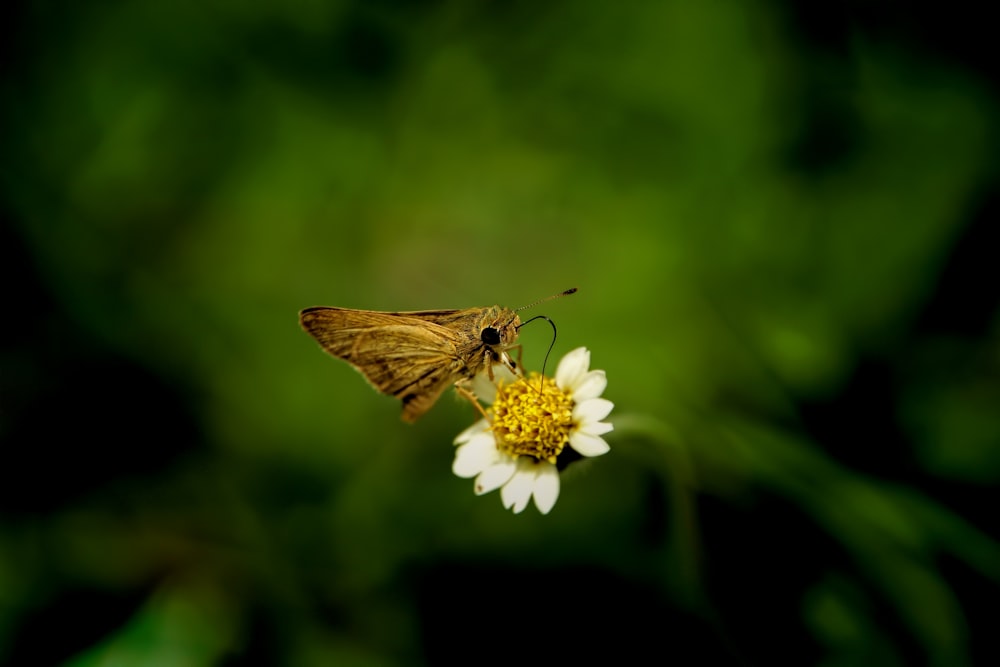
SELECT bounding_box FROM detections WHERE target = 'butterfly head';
[479,307,521,351]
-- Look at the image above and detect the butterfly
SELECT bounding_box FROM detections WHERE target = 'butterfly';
[299,289,575,421]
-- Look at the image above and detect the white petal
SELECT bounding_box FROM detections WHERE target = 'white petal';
[469,372,498,404]
[555,347,590,391]
[569,430,611,457]
[452,434,500,478]
[501,461,537,513]
[474,459,517,494]
[454,419,490,445]
[573,397,614,423]
[532,464,560,514]
[582,420,614,436]
[492,363,519,385]
[571,370,607,401]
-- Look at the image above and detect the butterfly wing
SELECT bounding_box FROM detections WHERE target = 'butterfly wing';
[385,309,476,328]
[299,307,464,422]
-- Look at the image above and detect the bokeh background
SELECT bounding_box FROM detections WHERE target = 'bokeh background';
[3,1,999,665]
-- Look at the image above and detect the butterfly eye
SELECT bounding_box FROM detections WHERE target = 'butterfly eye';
[480,327,501,346]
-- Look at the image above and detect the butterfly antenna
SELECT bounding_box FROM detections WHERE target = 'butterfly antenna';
[515,287,577,312]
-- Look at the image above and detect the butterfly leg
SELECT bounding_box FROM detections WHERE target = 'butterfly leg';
[505,345,547,397]
[502,344,524,376]
[485,351,496,382]
[486,346,522,380]
[454,380,491,423]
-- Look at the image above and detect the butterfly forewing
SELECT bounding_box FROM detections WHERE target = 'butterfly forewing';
[300,307,465,422]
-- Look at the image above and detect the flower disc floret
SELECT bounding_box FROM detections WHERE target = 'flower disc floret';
[491,374,573,464]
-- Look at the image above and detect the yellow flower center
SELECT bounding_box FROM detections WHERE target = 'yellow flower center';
[490,374,574,464]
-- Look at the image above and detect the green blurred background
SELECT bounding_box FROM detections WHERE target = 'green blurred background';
[3,1,999,665]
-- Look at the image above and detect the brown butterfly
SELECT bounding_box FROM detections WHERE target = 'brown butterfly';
[299,288,576,422]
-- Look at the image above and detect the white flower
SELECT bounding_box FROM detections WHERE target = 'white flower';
[452,347,613,514]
